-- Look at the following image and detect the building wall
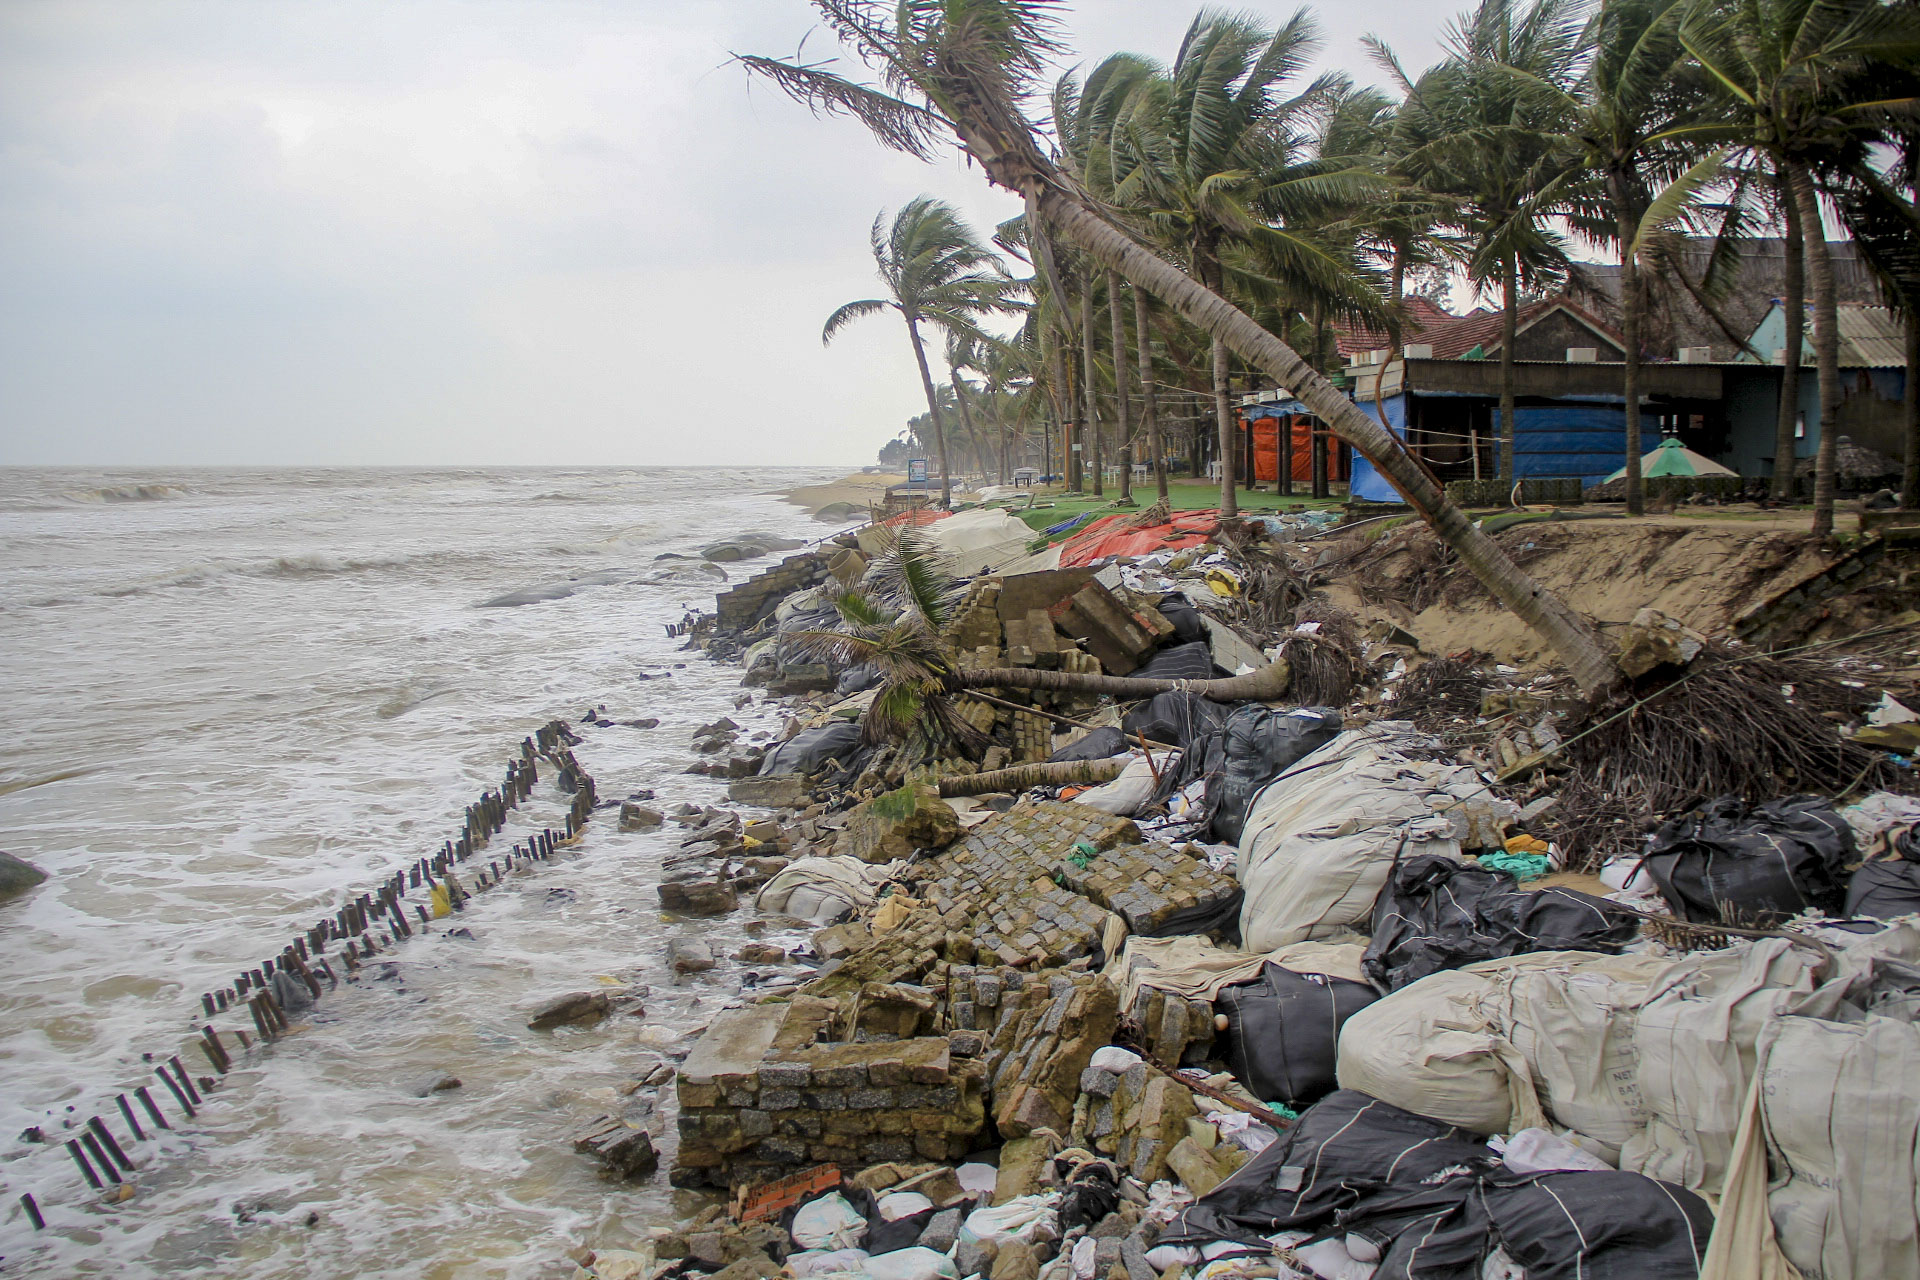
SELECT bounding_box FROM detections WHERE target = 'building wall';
[1511,311,1625,361]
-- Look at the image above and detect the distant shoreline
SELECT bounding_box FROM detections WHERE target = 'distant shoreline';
[780,470,903,518]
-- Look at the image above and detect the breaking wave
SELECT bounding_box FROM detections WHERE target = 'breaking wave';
[61,483,188,504]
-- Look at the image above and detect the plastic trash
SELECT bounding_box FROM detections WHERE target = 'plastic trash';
[955,1162,999,1196]
[1642,794,1853,926]
[791,1192,868,1252]
[1846,859,1920,918]
[1492,1127,1614,1175]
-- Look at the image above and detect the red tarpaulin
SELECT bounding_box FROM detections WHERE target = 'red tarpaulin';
[880,508,951,528]
[1058,510,1220,567]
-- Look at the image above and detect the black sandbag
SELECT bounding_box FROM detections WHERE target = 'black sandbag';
[1157,593,1210,645]
[1207,706,1343,844]
[1363,854,1638,993]
[1157,1090,1493,1249]
[1846,859,1920,919]
[1348,1169,1714,1280]
[1122,690,1232,749]
[759,721,866,777]
[1132,639,1222,681]
[1050,726,1128,762]
[836,662,882,694]
[1643,794,1853,926]
[1216,963,1378,1106]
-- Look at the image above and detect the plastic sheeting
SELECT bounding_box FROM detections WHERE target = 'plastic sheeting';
[1057,511,1220,568]
[920,507,1036,573]
[760,721,867,777]
[1347,395,1407,503]
[755,855,893,925]
[1167,706,1343,847]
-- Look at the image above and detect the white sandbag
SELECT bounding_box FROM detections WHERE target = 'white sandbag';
[1622,919,1920,1192]
[1758,989,1920,1279]
[957,1194,1057,1249]
[791,1192,868,1252]
[877,1191,934,1221]
[755,855,891,925]
[1618,937,1827,1190]
[1335,951,1666,1146]
[787,1249,871,1277]
[1073,753,1164,816]
[1336,968,1540,1134]
[862,1246,960,1280]
[1237,728,1509,949]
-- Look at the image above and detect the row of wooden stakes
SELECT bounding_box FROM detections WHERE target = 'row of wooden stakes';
[14,718,600,1235]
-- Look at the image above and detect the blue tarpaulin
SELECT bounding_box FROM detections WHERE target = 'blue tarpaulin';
[1349,394,1407,502]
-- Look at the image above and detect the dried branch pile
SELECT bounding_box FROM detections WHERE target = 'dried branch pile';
[1549,646,1899,867]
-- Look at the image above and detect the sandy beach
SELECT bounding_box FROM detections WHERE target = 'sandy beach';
[780,471,902,517]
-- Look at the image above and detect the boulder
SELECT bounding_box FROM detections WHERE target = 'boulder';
[956,1237,1000,1279]
[573,1115,659,1178]
[620,803,664,831]
[658,879,738,916]
[0,851,47,903]
[918,1206,963,1254]
[734,943,787,964]
[990,1240,1040,1280]
[835,783,961,864]
[1617,607,1707,678]
[668,936,717,975]
[528,991,611,1030]
[728,776,810,809]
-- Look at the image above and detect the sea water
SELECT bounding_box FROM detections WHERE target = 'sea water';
[0,466,847,1277]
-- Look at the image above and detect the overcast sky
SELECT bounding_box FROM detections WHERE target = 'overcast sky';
[0,1,1461,467]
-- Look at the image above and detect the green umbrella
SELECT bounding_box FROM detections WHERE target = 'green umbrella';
[1605,437,1738,483]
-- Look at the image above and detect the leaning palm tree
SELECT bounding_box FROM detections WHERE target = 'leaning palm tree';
[738,0,1620,695]
[1680,0,1920,534]
[825,197,1014,507]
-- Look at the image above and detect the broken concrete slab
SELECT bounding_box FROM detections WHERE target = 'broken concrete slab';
[527,991,611,1030]
[1053,582,1157,675]
[834,782,961,864]
[1201,614,1267,674]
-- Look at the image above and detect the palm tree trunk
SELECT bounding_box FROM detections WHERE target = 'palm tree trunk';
[1137,286,1168,502]
[1212,335,1238,515]
[1613,175,1644,517]
[951,656,1290,702]
[1080,289,1104,496]
[1020,182,1619,693]
[952,374,984,488]
[1500,251,1519,485]
[937,757,1127,798]
[1904,308,1919,509]
[905,313,952,508]
[1109,270,1133,502]
[1789,165,1842,537]
[1051,339,1076,490]
[1773,176,1806,502]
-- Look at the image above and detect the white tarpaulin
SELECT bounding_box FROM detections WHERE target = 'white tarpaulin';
[924,508,1036,574]
[755,855,893,925]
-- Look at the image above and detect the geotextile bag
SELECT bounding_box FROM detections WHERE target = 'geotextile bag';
[1643,794,1853,926]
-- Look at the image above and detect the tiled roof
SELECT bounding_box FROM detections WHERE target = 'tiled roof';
[1335,295,1624,361]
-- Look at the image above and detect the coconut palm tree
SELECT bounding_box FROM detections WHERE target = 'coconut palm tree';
[1679,0,1920,534]
[825,197,1015,507]
[1490,0,1725,513]
[1103,8,1389,514]
[1391,0,1586,484]
[738,0,1620,694]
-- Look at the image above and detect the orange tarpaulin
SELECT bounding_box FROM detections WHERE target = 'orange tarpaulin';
[880,508,950,528]
[1058,510,1221,567]
[1247,415,1345,484]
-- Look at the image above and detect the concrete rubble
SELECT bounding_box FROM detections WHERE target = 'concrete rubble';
[558,505,1920,1280]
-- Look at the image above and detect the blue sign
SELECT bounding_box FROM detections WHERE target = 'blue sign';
[907,458,928,485]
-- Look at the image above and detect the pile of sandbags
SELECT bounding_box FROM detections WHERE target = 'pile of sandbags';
[1235,725,1515,950]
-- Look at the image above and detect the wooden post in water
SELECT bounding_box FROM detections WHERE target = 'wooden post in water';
[116,1094,147,1142]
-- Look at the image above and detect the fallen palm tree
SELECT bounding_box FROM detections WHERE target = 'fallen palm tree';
[944,657,1290,702]
[936,757,1128,797]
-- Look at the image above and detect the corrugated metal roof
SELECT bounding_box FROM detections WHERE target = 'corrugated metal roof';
[1835,305,1907,367]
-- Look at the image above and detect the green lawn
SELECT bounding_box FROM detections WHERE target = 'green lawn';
[986,480,1346,537]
